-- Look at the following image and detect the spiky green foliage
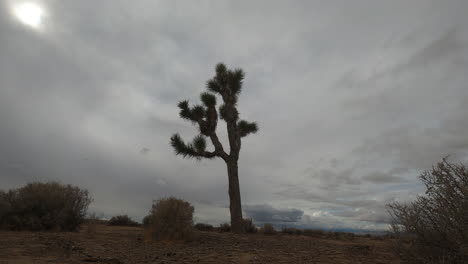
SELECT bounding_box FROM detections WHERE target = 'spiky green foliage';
[178,100,195,122]
[191,105,206,120]
[200,92,217,107]
[238,120,258,137]
[208,63,244,96]
[219,104,239,121]
[206,79,222,94]
[216,63,227,75]
[227,68,244,95]
[170,134,197,158]
[193,135,207,152]
[170,134,214,160]
[172,63,258,160]
[178,100,189,109]
[219,104,227,120]
[177,100,208,123]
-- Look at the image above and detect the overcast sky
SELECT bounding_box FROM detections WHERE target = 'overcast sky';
[1,0,468,231]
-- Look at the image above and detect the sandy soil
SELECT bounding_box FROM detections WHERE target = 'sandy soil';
[0,225,400,264]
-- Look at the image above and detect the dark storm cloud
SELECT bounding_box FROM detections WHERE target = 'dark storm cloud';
[1,0,468,229]
[244,204,304,224]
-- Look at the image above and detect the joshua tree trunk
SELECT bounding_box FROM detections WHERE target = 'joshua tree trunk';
[227,159,243,233]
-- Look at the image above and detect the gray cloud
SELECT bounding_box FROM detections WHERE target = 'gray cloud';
[306,168,361,190]
[330,209,391,224]
[362,171,404,184]
[244,204,304,224]
[140,148,150,155]
[1,0,467,230]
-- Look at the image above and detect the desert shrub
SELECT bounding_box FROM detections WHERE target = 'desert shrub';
[243,218,257,233]
[371,235,384,241]
[387,158,468,264]
[84,217,107,225]
[218,222,231,232]
[383,233,397,239]
[0,191,10,224]
[303,229,325,238]
[332,231,355,240]
[142,215,151,227]
[282,227,302,235]
[0,182,92,231]
[84,213,99,235]
[194,223,214,232]
[148,197,194,241]
[261,223,276,235]
[108,215,140,227]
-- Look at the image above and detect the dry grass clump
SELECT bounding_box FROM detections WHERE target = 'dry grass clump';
[216,219,261,234]
[303,229,325,238]
[0,182,92,231]
[108,215,140,227]
[84,213,99,235]
[327,231,355,240]
[387,158,468,264]
[142,215,151,227]
[282,227,302,235]
[147,197,194,242]
[243,218,257,233]
[260,223,276,235]
[218,223,231,233]
[194,223,215,232]
[84,213,108,235]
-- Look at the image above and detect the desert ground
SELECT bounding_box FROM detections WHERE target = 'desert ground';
[0,224,400,264]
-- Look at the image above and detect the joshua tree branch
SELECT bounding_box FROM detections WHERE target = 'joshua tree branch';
[209,133,228,161]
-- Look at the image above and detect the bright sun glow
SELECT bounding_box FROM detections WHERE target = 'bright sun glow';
[13,2,43,28]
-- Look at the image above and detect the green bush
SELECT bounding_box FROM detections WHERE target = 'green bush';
[0,182,92,231]
[108,215,140,226]
[148,197,194,241]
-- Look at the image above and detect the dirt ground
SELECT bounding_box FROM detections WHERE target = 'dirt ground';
[0,224,400,264]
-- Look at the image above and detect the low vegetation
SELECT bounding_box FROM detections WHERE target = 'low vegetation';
[194,223,215,232]
[194,220,359,241]
[387,158,468,263]
[243,218,257,233]
[303,228,325,238]
[147,197,194,241]
[218,222,231,233]
[2,156,466,263]
[282,227,302,235]
[108,215,140,227]
[260,223,276,235]
[0,182,92,231]
[142,215,151,227]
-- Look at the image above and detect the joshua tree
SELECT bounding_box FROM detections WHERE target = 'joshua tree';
[170,63,258,233]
